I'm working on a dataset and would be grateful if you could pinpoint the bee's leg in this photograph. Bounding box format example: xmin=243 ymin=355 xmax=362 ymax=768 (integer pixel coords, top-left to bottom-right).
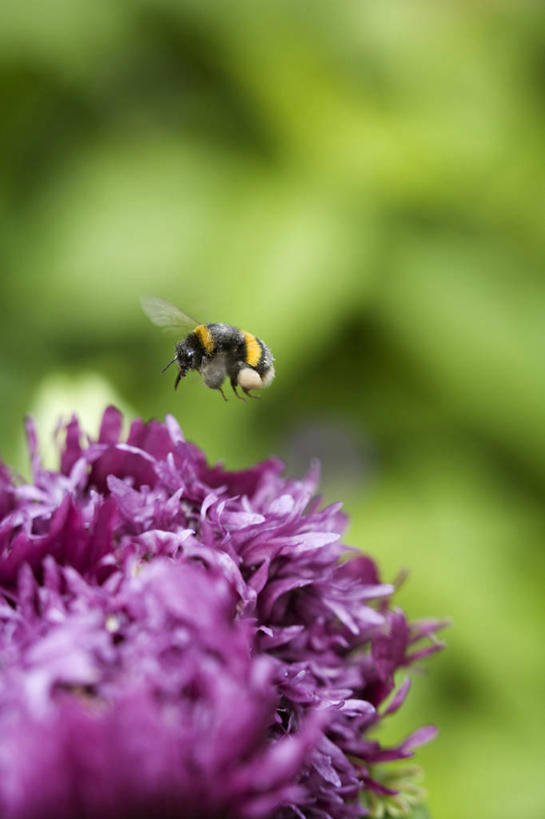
xmin=218 ymin=386 xmax=228 ymax=402
xmin=174 ymin=370 xmax=183 ymax=390
xmin=230 ymin=376 xmax=246 ymax=401
xmin=242 ymin=388 xmax=260 ymax=399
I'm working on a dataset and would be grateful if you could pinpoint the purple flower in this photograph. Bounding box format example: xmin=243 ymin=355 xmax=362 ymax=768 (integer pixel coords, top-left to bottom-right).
xmin=0 ymin=408 xmax=446 ymax=819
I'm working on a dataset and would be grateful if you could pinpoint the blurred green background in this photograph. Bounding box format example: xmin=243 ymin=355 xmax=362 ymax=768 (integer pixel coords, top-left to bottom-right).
xmin=1 ymin=1 xmax=544 ymax=816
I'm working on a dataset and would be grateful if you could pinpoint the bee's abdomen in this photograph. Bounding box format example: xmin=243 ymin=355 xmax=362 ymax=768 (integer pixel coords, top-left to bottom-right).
xmin=204 ymin=323 xmax=273 ymax=377
xmin=245 ymin=334 xmax=273 ymax=377
xmin=242 ymin=332 xmax=262 ymax=367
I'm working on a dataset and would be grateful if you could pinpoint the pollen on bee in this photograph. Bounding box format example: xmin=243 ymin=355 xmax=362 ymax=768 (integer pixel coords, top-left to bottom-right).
xmin=237 ymin=368 xmax=263 ymax=391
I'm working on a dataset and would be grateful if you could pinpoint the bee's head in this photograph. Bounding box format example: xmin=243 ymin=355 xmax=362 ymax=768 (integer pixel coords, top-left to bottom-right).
xmin=173 ymin=342 xmax=191 ymax=376
xmin=161 ymin=338 xmax=202 ymax=390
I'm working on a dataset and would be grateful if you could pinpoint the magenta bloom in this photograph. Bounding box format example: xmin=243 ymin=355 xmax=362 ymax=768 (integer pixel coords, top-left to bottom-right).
xmin=0 ymin=408 xmax=445 ymax=818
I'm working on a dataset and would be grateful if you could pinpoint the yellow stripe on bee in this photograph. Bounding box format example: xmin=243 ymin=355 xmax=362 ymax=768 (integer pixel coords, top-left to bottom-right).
xmin=194 ymin=324 xmax=214 ymax=354
xmin=243 ymin=332 xmax=261 ymax=367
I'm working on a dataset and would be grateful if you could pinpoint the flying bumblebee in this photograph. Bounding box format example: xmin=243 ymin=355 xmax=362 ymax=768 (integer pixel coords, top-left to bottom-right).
xmin=141 ymin=296 xmax=275 ymax=401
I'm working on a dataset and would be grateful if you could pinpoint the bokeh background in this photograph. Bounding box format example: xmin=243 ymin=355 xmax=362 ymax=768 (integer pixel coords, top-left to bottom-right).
xmin=1 ymin=2 xmax=544 ymax=817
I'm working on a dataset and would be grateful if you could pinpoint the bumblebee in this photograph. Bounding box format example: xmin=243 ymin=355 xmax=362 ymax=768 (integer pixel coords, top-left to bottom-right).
xmin=141 ymin=296 xmax=275 ymax=401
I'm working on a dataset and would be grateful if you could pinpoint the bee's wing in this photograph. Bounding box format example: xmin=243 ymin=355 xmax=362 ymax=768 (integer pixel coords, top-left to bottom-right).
xmin=140 ymin=296 xmax=200 ymax=333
